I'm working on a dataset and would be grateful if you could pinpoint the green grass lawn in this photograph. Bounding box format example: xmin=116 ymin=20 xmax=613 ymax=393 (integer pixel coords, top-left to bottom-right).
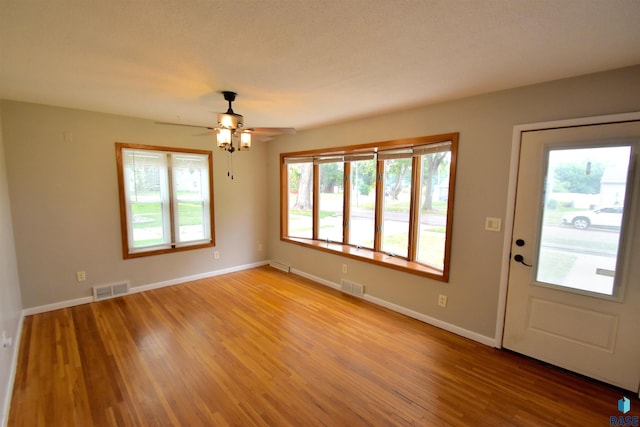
xmin=132 ymin=202 xmax=204 ymax=228
xmin=131 ymin=202 xmax=204 ymax=247
xmin=381 ymin=231 xmax=445 ymax=268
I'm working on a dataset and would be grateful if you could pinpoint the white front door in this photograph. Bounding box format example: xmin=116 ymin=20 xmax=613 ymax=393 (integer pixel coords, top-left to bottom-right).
xmin=503 ymin=118 xmax=640 ymax=391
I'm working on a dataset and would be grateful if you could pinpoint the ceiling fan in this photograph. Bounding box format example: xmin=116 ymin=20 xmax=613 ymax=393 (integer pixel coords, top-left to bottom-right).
xmin=157 ymin=91 xmax=296 ymax=153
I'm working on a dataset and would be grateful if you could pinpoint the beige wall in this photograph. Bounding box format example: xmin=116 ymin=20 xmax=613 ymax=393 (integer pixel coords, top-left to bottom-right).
xmin=267 ymin=65 xmax=640 ymax=341
xmin=0 ymin=101 xmax=269 ymax=308
xmin=0 ymin=112 xmax=23 ymax=425
xmin=1 ymin=65 xmax=639 ymax=345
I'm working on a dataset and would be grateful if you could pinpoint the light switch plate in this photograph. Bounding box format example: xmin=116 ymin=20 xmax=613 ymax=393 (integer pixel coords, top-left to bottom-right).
xmin=485 ymin=217 xmax=502 ymax=232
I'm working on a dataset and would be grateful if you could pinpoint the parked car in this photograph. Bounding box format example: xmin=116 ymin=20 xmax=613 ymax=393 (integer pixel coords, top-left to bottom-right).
xmin=561 ymin=206 xmax=623 ymax=230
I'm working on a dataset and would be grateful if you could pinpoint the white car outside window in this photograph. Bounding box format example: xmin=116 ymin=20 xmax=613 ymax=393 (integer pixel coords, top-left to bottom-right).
xmin=561 ymin=206 xmax=623 ymax=230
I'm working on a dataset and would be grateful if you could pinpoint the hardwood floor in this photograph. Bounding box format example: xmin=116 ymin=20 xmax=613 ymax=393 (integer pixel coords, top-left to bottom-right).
xmin=9 ymin=266 xmax=639 ymax=426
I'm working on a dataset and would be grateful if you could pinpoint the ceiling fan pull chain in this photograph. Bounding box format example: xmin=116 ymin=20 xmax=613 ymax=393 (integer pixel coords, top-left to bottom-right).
xmin=227 ymin=151 xmax=234 ymax=180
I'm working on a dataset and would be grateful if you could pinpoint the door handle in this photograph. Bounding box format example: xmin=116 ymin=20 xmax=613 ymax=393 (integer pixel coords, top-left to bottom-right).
xmin=514 ymin=254 xmax=532 ymax=267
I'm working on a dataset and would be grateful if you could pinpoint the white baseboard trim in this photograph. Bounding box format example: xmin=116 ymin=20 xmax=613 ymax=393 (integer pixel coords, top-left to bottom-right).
xmin=291 ymin=268 xmax=341 ymax=291
xmin=131 ymin=261 xmax=269 ymax=294
xmin=22 ymin=260 xmax=270 ymax=316
xmin=290 ymin=268 xmax=496 ymax=348
xmin=22 ymin=296 xmax=93 ymax=316
xmin=2 ymin=313 xmax=24 ymax=427
xmin=363 ymin=294 xmax=496 ymax=347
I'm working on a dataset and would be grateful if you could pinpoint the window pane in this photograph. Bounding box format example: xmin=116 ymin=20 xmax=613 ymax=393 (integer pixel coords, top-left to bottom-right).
xmin=381 ymin=158 xmax=412 ymax=258
xmin=416 ymin=150 xmax=451 ymax=269
xmin=349 ymin=158 xmax=376 ymax=248
xmin=288 ymin=162 xmax=313 ymax=238
xmin=123 ymin=150 xmax=170 ymax=248
xmin=317 ymin=162 xmax=344 ymax=242
xmin=172 ymin=154 xmax=210 ymax=243
xmin=537 ymin=145 xmax=631 ymax=295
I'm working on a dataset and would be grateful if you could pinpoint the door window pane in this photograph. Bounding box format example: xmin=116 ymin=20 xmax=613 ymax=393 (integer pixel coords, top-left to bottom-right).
xmin=537 ymin=145 xmax=632 ymax=295
xmin=318 ymin=162 xmax=344 ymax=242
xmin=349 ymin=158 xmax=376 ymax=248
xmin=381 ymin=158 xmax=412 ymax=257
xmin=287 ymin=162 xmax=314 ymax=238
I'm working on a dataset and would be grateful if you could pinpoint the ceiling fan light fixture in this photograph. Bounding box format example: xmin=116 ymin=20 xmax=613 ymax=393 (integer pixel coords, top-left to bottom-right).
xmin=240 ymin=131 xmax=251 ymax=149
xmin=217 ymin=128 xmax=232 ymax=148
xmin=158 ymin=91 xmax=293 ymax=168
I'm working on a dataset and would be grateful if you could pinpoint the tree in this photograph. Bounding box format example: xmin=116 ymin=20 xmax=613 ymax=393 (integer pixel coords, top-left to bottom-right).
xmin=421 ymin=152 xmax=448 ymax=210
xmin=288 ymin=166 xmax=301 ymax=193
xmin=553 ymin=162 xmax=604 ymax=194
xmin=352 ymin=160 xmax=376 ymax=196
xmin=294 ymin=163 xmax=313 ymax=210
xmin=319 ymin=163 xmax=343 ymax=193
xmin=386 ymin=159 xmax=411 ymax=200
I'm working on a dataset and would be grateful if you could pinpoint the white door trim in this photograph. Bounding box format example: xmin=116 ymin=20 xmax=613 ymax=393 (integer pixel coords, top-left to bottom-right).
xmin=495 ymin=111 xmax=640 ymax=350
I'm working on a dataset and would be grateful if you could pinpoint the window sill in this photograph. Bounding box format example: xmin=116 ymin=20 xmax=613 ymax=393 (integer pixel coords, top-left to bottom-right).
xmin=123 ymin=241 xmax=215 ymax=259
xmin=282 ymin=237 xmax=447 ymax=281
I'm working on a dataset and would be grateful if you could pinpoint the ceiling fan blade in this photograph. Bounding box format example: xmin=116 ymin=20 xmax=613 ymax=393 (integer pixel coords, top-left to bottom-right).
xmin=252 ymin=134 xmax=274 ymax=143
xmin=156 ymin=121 xmax=216 ymax=131
xmin=246 ymin=127 xmax=296 ymax=135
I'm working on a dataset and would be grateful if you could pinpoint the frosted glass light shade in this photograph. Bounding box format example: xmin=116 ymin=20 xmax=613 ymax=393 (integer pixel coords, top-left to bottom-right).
xmin=240 ymin=132 xmax=251 ymax=149
xmin=217 ymin=128 xmax=231 ymax=148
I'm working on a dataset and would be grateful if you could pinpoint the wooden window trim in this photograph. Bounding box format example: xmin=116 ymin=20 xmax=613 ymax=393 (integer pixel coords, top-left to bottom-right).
xmin=343 ymin=162 xmax=351 ymax=243
xmin=116 ymin=142 xmax=215 ymax=259
xmin=280 ymin=133 xmax=458 ymax=281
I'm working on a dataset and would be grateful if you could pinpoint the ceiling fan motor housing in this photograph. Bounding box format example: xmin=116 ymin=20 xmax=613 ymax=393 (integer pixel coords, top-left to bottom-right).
xmin=217 ymin=112 xmax=243 ymax=129
xmin=218 ymin=91 xmax=243 ymax=129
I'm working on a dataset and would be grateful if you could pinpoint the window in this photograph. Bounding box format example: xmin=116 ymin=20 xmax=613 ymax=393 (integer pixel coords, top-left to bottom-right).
xmin=537 ymin=144 xmax=632 ymax=295
xmin=348 ymin=155 xmax=376 ymax=249
xmin=380 ymin=154 xmax=413 ymax=258
xmin=281 ymin=134 xmax=458 ymax=281
xmin=116 ymin=143 xmax=214 ymax=258
xmin=286 ymin=159 xmax=314 ymax=239
xmin=317 ymin=158 xmax=344 ymax=242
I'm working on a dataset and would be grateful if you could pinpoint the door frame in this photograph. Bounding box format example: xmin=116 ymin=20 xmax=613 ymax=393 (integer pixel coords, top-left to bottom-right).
xmin=495 ymin=111 xmax=640 ymax=352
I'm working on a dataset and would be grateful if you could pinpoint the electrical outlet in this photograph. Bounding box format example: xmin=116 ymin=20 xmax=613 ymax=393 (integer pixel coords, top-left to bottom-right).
xmin=438 ymin=294 xmax=448 ymax=307
xmin=76 ymin=271 xmax=86 ymax=282
xmin=342 ymin=264 xmax=348 ymax=274
xmin=214 ymin=251 xmax=220 ymax=259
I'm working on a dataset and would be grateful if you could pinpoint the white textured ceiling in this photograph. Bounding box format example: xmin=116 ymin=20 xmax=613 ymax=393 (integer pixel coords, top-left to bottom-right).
xmin=1 ymin=0 xmax=639 ymax=131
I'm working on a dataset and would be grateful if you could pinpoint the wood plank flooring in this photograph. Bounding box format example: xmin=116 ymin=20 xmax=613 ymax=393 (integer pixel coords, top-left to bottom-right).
xmin=9 ymin=266 xmax=639 ymax=426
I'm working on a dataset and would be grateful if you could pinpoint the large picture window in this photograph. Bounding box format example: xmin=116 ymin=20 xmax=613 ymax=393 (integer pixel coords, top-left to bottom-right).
xmin=281 ymin=134 xmax=458 ymax=281
xmin=116 ymin=143 xmax=215 ymax=258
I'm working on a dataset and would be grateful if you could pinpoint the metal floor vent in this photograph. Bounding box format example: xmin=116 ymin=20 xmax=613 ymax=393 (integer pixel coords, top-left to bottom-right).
xmin=340 ymin=279 xmax=364 ymax=297
xmin=269 ymin=261 xmax=291 ymax=273
xmin=93 ymin=282 xmax=129 ymax=301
